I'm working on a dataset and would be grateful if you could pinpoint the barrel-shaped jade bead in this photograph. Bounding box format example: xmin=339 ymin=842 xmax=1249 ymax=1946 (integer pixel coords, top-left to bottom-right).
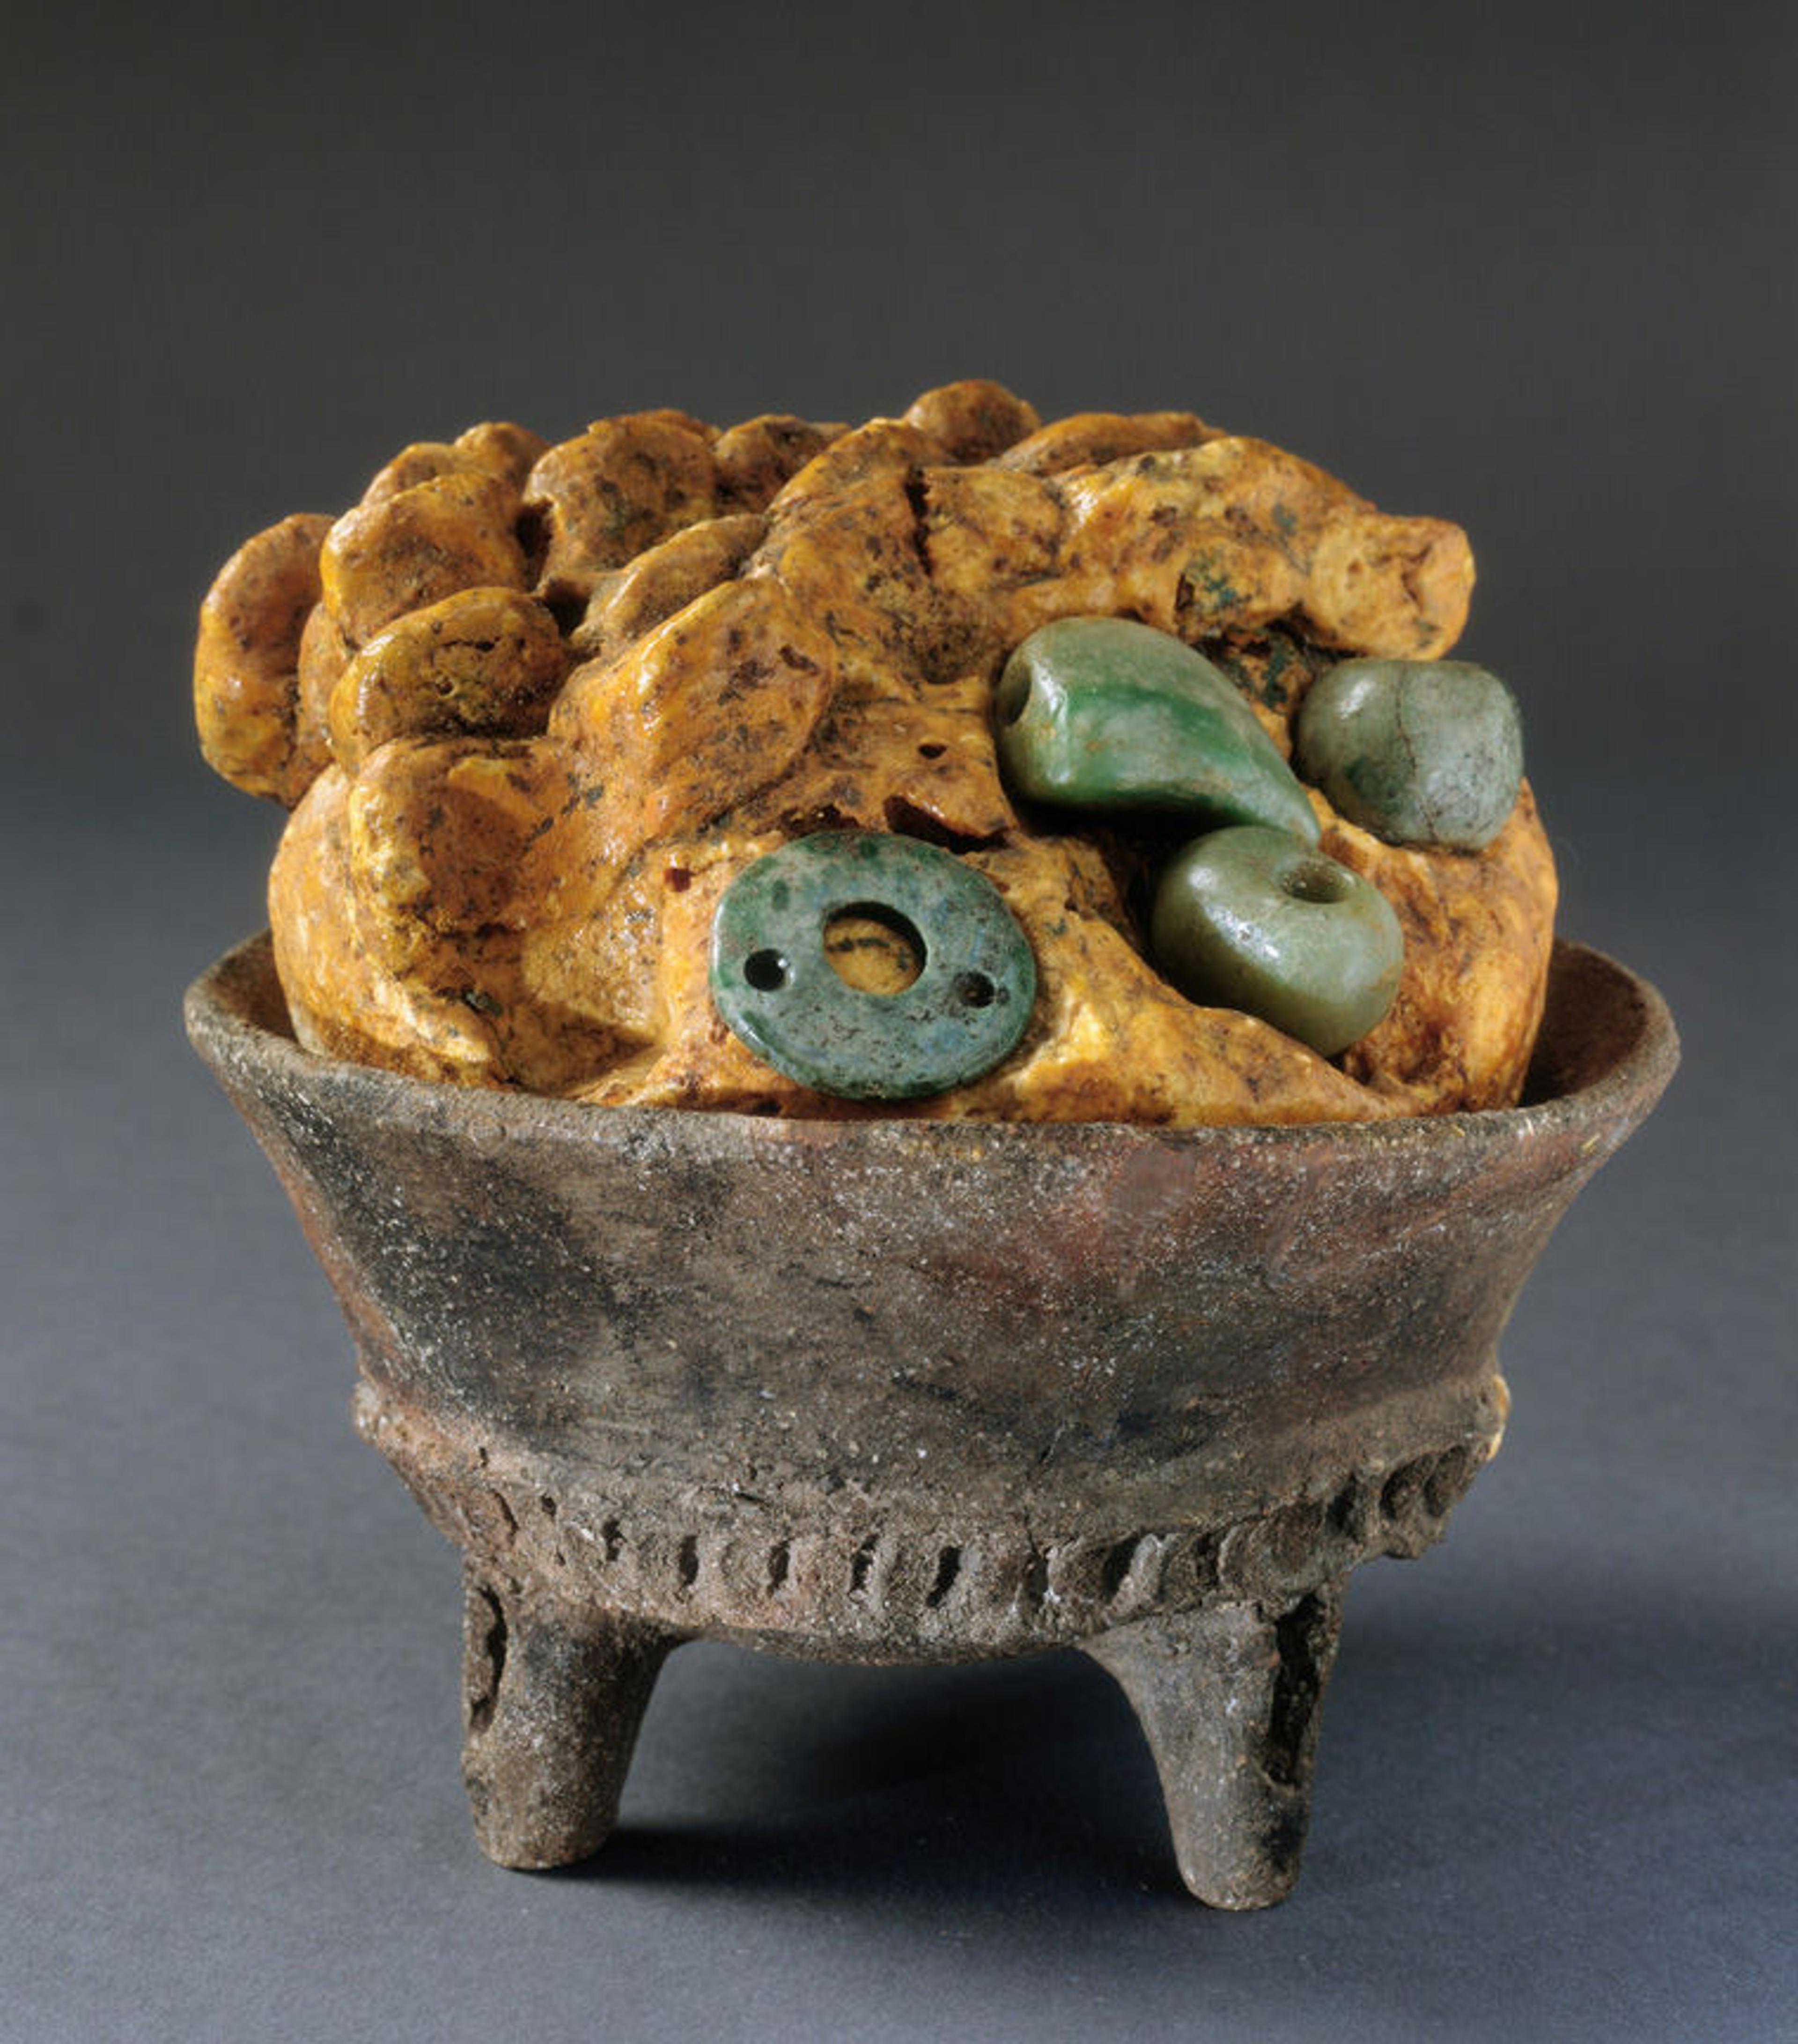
xmin=995 ymin=617 xmax=1320 ymax=845
xmin=1150 ymin=826 xmax=1404 ymax=1057
xmin=1293 ymin=658 xmax=1523 ymax=851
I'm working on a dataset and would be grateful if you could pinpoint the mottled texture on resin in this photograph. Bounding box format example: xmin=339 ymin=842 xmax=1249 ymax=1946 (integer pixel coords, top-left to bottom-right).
xmin=195 ymin=380 xmax=1555 ymax=1123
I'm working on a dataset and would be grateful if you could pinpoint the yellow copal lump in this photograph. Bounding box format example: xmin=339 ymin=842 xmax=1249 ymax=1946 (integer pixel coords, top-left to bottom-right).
xmin=196 ymin=380 xmax=1556 ymax=1126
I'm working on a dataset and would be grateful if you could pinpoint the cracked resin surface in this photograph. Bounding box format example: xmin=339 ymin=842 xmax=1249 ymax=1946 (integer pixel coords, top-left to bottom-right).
xmin=195 ymin=380 xmax=1555 ymax=1124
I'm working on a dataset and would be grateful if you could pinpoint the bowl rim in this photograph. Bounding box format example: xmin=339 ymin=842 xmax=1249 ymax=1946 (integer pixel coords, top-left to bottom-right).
xmin=184 ymin=930 xmax=1678 ymax=1166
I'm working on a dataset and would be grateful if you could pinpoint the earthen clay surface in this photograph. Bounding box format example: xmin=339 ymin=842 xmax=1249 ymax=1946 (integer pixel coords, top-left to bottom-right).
xmin=184 ymin=932 xmax=1678 ymax=1902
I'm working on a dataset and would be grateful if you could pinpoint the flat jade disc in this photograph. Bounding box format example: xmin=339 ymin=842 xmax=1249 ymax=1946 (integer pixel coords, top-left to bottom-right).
xmin=710 ymin=832 xmax=1037 ymax=1100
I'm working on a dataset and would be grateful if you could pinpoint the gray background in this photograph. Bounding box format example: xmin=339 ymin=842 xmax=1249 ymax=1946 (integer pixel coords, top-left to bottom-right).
xmin=4 ymin=0 xmax=1793 ymax=2038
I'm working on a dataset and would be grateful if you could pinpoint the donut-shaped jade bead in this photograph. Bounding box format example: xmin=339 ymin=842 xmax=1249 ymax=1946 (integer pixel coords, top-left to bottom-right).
xmin=995 ymin=617 xmax=1320 ymax=845
xmin=1293 ymin=657 xmax=1523 ymax=851
xmin=1150 ymin=826 xmax=1404 ymax=1057
xmin=709 ymin=832 xmax=1037 ymax=1100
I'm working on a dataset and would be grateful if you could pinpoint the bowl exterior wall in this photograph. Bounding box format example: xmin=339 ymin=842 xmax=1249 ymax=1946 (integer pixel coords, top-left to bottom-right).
xmin=187 ymin=936 xmax=1675 ymax=1655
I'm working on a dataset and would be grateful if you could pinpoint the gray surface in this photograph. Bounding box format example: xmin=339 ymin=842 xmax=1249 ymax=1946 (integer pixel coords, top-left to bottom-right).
xmin=4 ymin=1 xmax=1793 ymax=2039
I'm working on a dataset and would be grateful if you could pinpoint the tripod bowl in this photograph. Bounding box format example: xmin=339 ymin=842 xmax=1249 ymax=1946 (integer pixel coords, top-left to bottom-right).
xmin=186 ymin=934 xmax=1675 ymax=1905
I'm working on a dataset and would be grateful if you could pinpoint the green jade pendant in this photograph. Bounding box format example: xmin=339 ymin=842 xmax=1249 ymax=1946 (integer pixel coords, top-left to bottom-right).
xmin=995 ymin=617 xmax=1320 ymax=845
xmin=710 ymin=831 xmax=1037 ymax=1100
xmin=1150 ymin=826 xmax=1404 ymax=1057
xmin=1294 ymin=658 xmax=1523 ymax=852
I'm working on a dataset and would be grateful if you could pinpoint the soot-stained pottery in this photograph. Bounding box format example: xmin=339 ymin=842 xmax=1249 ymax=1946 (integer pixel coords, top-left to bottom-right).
xmin=187 ymin=934 xmax=1674 ymax=1907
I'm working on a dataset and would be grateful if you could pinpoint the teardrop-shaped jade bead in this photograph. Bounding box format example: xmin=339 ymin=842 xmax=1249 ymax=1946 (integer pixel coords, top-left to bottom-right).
xmin=1150 ymin=826 xmax=1403 ymax=1057
xmin=995 ymin=617 xmax=1320 ymax=846
xmin=1293 ymin=658 xmax=1523 ymax=851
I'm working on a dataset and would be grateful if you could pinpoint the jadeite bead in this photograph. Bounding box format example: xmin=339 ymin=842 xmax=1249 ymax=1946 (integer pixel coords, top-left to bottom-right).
xmin=709 ymin=831 xmax=1037 ymax=1100
xmin=1150 ymin=827 xmax=1404 ymax=1057
xmin=995 ymin=617 xmax=1320 ymax=846
xmin=1293 ymin=658 xmax=1523 ymax=851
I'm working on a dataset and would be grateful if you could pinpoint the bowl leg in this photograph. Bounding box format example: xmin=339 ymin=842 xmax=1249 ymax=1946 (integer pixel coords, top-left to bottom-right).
xmin=1083 ymin=1583 xmax=1345 ymax=1908
xmin=460 ymin=1565 xmax=682 ymax=1869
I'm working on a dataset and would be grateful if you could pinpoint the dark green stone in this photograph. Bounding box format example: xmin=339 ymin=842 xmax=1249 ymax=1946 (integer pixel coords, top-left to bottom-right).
xmin=709 ymin=832 xmax=1037 ymax=1100
xmin=1149 ymin=826 xmax=1404 ymax=1057
xmin=995 ymin=617 xmax=1320 ymax=845
xmin=1293 ymin=658 xmax=1523 ymax=851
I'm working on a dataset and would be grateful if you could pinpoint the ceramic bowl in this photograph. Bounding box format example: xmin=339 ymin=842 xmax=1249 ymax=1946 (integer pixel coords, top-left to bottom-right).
xmin=186 ymin=934 xmax=1675 ymax=1905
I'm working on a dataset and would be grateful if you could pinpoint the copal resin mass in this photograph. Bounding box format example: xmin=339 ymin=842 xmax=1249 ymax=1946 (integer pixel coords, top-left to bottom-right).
xmin=195 ymin=380 xmax=1553 ymax=1123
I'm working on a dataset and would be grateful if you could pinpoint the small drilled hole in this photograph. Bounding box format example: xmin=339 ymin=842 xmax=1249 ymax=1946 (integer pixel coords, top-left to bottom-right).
xmin=678 ymin=1535 xmax=700 ymax=1589
xmin=767 ymin=1542 xmax=791 ymax=1595
xmin=997 ymin=666 xmax=1032 ymax=725
xmin=954 ymin=971 xmax=996 ymax=1008
xmin=824 ymin=903 xmax=924 ymax=993
xmin=1282 ymin=858 xmax=1352 ymax=905
xmin=917 ymin=741 xmax=947 ymax=759
xmin=744 ymin=949 xmax=789 ymax=991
